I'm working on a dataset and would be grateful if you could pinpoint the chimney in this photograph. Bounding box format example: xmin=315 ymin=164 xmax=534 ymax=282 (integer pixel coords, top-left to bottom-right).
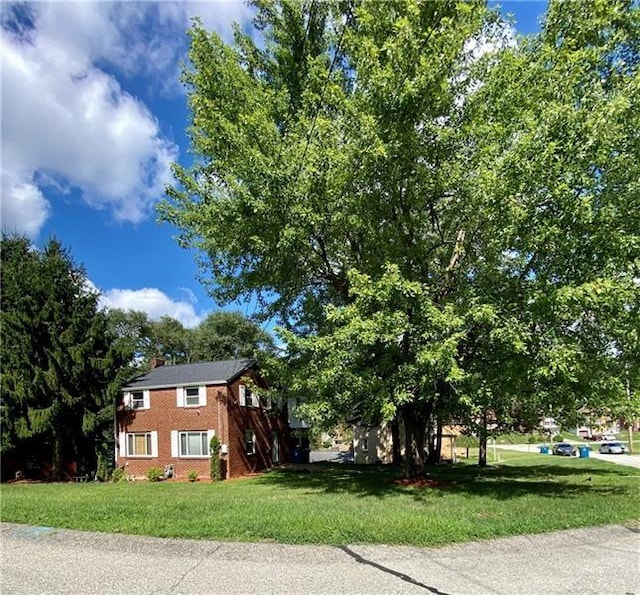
xmin=150 ymin=356 xmax=165 ymax=369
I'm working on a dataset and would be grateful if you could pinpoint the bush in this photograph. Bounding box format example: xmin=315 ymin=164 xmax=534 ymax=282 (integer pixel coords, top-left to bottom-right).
xmin=187 ymin=470 xmax=199 ymax=482
xmin=146 ymin=467 xmax=163 ymax=482
xmin=552 ymin=434 xmax=564 ymax=442
xmin=111 ymin=468 xmax=125 ymax=483
xmin=209 ymin=435 xmax=222 ymax=481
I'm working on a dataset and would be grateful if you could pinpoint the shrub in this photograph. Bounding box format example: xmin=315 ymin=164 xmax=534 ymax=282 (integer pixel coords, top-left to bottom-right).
xmin=146 ymin=467 xmax=163 ymax=482
xmin=111 ymin=468 xmax=125 ymax=483
xmin=187 ymin=470 xmax=199 ymax=482
xmin=552 ymin=434 xmax=564 ymax=442
xmin=96 ymin=451 xmax=112 ymax=482
xmin=209 ymin=435 xmax=222 ymax=481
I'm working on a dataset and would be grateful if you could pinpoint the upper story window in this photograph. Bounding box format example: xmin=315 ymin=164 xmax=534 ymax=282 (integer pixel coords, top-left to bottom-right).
xmin=177 ymin=386 xmax=206 ymax=407
xmin=124 ymin=390 xmax=150 ymax=410
xmin=239 ymin=385 xmax=259 ymax=407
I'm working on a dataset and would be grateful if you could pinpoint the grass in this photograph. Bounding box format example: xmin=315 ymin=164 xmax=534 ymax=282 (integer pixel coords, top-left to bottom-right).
xmin=1 ymin=451 xmax=638 ymax=547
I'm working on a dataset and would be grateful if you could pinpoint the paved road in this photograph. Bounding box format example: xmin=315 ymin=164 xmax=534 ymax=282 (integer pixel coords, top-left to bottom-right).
xmin=495 ymin=443 xmax=640 ymax=469
xmin=2 ymin=522 xmax=638 ymax=594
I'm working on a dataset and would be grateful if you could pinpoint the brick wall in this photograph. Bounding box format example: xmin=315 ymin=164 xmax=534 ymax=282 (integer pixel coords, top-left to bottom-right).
xmin=117 ymin=384 xmax=225 ymax=480
xmin=116 ymin=372 xmax=290 ymax=480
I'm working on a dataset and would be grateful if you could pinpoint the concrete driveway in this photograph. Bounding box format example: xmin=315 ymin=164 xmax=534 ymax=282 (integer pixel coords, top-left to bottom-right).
xmin=1 ymin=522 xmax=638 ymax=594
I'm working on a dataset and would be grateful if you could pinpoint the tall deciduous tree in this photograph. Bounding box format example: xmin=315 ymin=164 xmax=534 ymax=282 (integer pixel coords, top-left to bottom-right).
xmin=1 ymin=236 xmax=129 ymax=480
xmin=161 ymin=0 xmax=639 ymax=475
xmin=191 ymin=311 xmax=276 ymax=361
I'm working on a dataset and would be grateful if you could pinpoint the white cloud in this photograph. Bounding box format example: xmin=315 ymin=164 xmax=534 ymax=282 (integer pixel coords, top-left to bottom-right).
xmin=0 ymin=1 xmax=256 ymax=238
xmin=99 ymin=287 xmax=204 ymax=328
xmin=1 ymin=175 xmax=50 ymax=238
xmin=1 ymin=10 xmax=178 ymax=233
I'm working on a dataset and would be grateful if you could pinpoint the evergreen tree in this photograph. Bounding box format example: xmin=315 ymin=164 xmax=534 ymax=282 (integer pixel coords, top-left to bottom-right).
xmin=1 ymin=236 xmax=129 ymax=480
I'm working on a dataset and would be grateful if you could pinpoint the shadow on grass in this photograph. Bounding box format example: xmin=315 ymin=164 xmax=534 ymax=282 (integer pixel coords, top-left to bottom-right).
xmin=255 ymin=460 xmax=639 ymax=502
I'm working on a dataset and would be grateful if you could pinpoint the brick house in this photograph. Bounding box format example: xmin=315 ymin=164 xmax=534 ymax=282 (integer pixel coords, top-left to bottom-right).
xmin=116 ymin=357 xmax=290 ymax=480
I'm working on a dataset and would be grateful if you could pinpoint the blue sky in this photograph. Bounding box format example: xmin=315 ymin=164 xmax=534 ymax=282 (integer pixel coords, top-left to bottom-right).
xmin=1 ymin=1 xmax=546 ymax=328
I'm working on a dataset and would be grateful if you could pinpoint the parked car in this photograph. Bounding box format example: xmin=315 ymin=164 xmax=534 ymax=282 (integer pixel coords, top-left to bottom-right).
xmin=552 ymin=442 xmax=577 ymax=456
xmin=598 ymin=442 xmax=627 ymax=454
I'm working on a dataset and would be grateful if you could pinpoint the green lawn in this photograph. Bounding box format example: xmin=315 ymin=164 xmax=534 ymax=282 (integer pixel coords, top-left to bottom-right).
xmin=2 ymin=452 xmax=638 ymax=547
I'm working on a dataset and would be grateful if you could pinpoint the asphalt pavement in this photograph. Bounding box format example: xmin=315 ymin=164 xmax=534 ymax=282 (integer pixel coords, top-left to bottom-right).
xmin=1 ymin=522 xmax=638 ymax=594
xmin=495 ymin=443 xmax=640 ymax=469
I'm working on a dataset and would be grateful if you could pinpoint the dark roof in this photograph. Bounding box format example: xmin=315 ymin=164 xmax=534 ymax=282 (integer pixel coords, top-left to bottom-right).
xmin=122 ymin=358 xmax=257 ymax=391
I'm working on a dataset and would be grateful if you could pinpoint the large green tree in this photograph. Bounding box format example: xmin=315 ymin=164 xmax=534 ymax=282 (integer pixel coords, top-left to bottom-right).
xmin=191 ymin=311 xmax=276 ymax=361
xmin=1 ymin=236 xmax=129 ymax=480
xmin=161 ymin=0 xmax=639 ymax=475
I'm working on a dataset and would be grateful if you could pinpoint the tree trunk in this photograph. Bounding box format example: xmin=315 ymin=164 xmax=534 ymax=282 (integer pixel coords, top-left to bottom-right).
xmin=478 ymin=410 xmax=488 ymax=467
xmin=52 ymin=427 xmax=64 ymax=481
xmin=401 ymin=405 xmax=428 ymax=478
xmin=434 ymin=417 xmax=443 ymax=463
xmin=391 ymin=417 xmax=402 ymax=466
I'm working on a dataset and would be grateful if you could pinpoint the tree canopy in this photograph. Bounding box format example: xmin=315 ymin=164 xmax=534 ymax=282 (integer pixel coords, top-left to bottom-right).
xmin=161 ymin=0 xmax=640 ymax=475
xmin=1 ymin=236 xmax=130 ymax=480
xmin=106 ymin=308 xmax=275 ymax=367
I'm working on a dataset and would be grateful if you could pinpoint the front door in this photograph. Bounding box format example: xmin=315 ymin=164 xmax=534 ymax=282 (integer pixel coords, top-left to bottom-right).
xmin=271 ymin=431 xmax=280 ymax=464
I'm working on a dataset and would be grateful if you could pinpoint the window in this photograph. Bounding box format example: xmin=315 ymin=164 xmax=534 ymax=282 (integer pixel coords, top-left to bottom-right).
xmin=240 ymin=385 xmax=259 ymax=407
xmin=131 ymin=392 xmax=145 ymax=409
xmin=179 ymin=431 xmax=209 ymax=457
xmin=177 ymin=386 xmax=206 ymax=407
xmin=362 ymin=438 xmax=369 ymax=452
xmin=125 ymin=432 xmax=157 ymax=457
xmin=185 ymin=387 xmax=201 ymax=406
xmin=245 ymin=429 xmax=255 ymax=455
xmin=171 ymin=430 xmax=215 ymax=458
xmin=124 ymin=390 xmax=149 ymax=410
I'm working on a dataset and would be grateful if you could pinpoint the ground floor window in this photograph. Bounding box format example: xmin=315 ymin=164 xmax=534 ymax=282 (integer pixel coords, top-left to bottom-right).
xmin=245 ymin=429 xmax=255 ymax=455
xmin=179 ymin=431 xmax=209 ymax=457
xmin=127 ymin=432 xmax=152 ymax=457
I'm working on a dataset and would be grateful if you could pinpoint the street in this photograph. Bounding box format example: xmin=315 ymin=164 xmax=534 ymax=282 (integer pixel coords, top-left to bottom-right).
xmin=494 ymin=443 xmax=640 ymax=469
xmin=1 ymin=522 xmax=638 ymax=594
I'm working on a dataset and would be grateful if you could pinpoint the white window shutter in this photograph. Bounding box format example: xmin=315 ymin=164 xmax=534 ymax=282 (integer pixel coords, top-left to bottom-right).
xmin=143 ymin=391 xmax=151 ymax=410
xmin=151 ymin=431 xmax=158 ymax=457
xmin=171 ymin=431 xmax=179 ymax=457
xmin=123 ymin=393 xmax=131 ymax=409
xmin=251 ymin=391 xmax=260 ymax=408
xmin=118 ymin=432 xmax=126 ymax=457
xmin=239 ymin=385 xmax=246 ymax=407
xmin=207 ymin=429 xmax=216 ymax=452
xmin=176 ymin=388 xmax=185 ymax=408
xmin=200 ymin=386 xmax=207 ymax=407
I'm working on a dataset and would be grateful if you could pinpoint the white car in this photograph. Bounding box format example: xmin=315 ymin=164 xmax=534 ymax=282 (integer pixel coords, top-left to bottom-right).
xmin=598 ymin=441 xmax=627 ymax=454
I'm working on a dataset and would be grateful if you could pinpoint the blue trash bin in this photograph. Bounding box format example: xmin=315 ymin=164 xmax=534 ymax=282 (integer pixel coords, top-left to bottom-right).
xmin=539 ymin=446 xmax=549 ymax=454
xmin=579 ymin=446 xmax=590 ymax=458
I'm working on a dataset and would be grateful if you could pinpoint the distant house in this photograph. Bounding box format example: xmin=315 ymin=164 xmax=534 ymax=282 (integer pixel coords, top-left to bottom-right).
xmin=353 ymin=423 xmax=462 ymax=465
xmin=116 ymin=357 xmax=290 ymax=480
